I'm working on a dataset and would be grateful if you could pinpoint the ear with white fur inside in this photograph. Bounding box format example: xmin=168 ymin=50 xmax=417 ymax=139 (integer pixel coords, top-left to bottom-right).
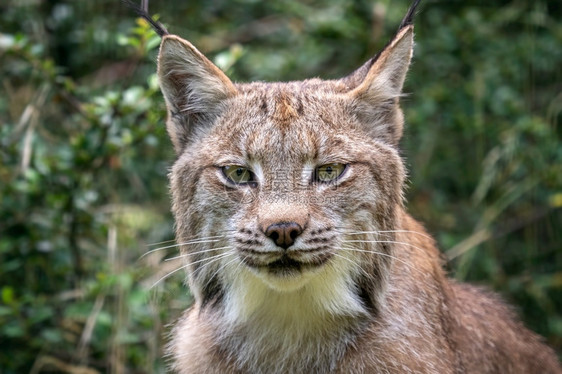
xmin=346 ymin=25 xmax=414 ymax=145
xmin=157 ymin=35 xmax=238 ymax=153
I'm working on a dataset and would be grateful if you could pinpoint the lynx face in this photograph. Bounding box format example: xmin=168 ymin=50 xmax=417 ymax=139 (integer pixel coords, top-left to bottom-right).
xmin=160 ymin=24 xmax=413 ymax=319
xmin=171 ymin=82 xmax=405 ymax=301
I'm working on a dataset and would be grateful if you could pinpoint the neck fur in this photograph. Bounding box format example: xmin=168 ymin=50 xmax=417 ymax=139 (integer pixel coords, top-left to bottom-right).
xmin=209 ymin=256 xmax=373 ymax=373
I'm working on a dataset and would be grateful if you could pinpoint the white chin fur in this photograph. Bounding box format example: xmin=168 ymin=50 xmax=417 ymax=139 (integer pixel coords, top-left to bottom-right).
xmin=220 ymin=252 xmax=367 ymax=326
xmin=253 ymin=266 xmax=318 ymax=292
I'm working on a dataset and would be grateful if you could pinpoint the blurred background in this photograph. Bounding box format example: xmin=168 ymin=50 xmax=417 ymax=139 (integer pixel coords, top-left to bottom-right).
xmin=1 ymin=0 xmax=561 ymax=372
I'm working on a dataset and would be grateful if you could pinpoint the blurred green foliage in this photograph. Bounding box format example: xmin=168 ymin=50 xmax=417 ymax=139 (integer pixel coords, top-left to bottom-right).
xmin=0 ymin=0 xmax=561 ymax=372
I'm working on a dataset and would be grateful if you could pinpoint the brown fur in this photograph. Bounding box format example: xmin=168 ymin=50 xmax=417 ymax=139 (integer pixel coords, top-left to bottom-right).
xmin=153 ymin=4 xmax=561 ymax=374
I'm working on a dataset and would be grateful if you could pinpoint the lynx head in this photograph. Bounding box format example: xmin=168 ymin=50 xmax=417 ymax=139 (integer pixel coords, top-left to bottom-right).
xmin=158 ymin=2 xmax=418 ymax=322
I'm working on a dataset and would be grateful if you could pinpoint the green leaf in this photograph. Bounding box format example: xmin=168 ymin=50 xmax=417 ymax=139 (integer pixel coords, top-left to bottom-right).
xmin=1 ymin=287 xmax=15 ymax=305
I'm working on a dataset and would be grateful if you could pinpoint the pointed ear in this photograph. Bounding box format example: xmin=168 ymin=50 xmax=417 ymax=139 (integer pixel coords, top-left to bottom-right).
xmin=157 ymin=35 xmax=238 ymax=153
xmin=345 ymin=26 xmax=414 ymax=145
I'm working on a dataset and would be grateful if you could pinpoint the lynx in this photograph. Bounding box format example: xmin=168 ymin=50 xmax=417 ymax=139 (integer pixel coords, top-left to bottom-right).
xmin=133 ymin=0 xmax=561 ymax=372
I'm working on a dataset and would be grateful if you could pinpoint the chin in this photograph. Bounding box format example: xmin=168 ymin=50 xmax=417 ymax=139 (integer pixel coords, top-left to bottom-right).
xmin=255 ymin=266 xmax=317 ymax=292
xmin=246 ymin=253 xmax=332 ymax=292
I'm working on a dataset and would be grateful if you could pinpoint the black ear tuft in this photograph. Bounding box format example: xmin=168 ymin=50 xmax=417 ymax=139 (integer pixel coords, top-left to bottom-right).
xmin=398 ymin=0 xmax=422 ymax=30
xmin=122 ymin=0 xmax=169 ymax=37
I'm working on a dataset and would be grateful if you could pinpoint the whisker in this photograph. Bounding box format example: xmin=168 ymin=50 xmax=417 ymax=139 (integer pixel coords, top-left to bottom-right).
xmin=150 ymin=251 xmax=233 ymax=290
xmin=164 ymin=246 xmax=232 ymax=261
xmin=191 ymin=250 xmax=236 ymax=279
xmin=377 ymin=230 xmax=433 ymax=240
xmin=342 ymin=239 xmax=427 ymax=253
xmin=335 ymin=229 xmax=433 ymax=240
xmin=200 ymin=254 xmax=239 ymax=292
xmin=337 ymin=245 xmax=424 ymax=275
xmin=327 ymin=251 xmax=371 ymax=278
xmin=146 ymin=238 xmax=176 ymax=247
xmin=150 ymin=263 xmax=191 ymax=290
xmin=140 ymin=238 xmax=224 ymax=259
xmin=146 ymin=232 xmax=234 ymax=247
xmin=182 ymin=252 xmax=234 ymax=267
xmin=229 ymin=256 xmax=246 ymax=279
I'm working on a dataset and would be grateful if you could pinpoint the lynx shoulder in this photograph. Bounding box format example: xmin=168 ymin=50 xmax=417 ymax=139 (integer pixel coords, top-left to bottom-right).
xmin=134 ymin=1 xmax=561 ymax=372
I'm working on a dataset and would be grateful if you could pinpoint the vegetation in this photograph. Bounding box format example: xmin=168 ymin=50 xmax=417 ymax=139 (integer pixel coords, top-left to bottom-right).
xmin=1 ymin=0 xmax=560 ymax=372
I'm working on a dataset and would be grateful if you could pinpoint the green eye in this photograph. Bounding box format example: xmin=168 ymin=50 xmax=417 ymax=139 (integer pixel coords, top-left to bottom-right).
xmin=222 ymin=165 xmax=255 ymax=185
xmin=314 ymin=163 xmax=346 ymax=183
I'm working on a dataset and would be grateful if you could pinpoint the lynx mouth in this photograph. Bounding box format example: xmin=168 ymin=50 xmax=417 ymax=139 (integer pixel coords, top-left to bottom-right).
xmin=242 ymin=252 xmax=333 ymax=277
xmin=266 ymin=256 xmax=303 ymax=276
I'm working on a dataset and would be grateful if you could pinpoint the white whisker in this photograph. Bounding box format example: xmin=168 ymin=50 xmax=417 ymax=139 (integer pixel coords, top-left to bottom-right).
xmin=336 ymin=229 xmax=433 ymax=240
xmin=150 ymin=251 xmax=233 ymax=290
xmin=200 ymin=254 xmax=239 ymax=291
xmin=146 ymin=238 xmax=177 ymax=247
xmin=342 ymin=239 xmax=427 ymax=253
xmin=140 ymin=238 xmax=224 ymax=259
xmin=164 ymin=246 xmax=232 ymax=261
xmin=328 ymin=251 xmax=371 ymax=278
xmin=337 ymin=245 xmax=424 ymax=275
xmin=185 ymin=251 xmax=233 ymax=267
xmin=192 ymin=251 xmax=236 ymax=278
xmin=146 ymin=232 xmax=233 ymax=247
xmin=150 ymin=263 xmax=190 ymax=290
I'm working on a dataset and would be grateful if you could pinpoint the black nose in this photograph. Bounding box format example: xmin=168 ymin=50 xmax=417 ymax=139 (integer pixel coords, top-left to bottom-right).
xmin=265 ymin=222 xmax=303 ymax=250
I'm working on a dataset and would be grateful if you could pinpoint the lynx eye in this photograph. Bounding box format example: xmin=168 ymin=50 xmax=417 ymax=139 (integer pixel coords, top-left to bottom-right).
xmin=222 ymin=165 xmax=255 ymax=185
xmin=314 ymin=163 xmax=346 ymax=183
